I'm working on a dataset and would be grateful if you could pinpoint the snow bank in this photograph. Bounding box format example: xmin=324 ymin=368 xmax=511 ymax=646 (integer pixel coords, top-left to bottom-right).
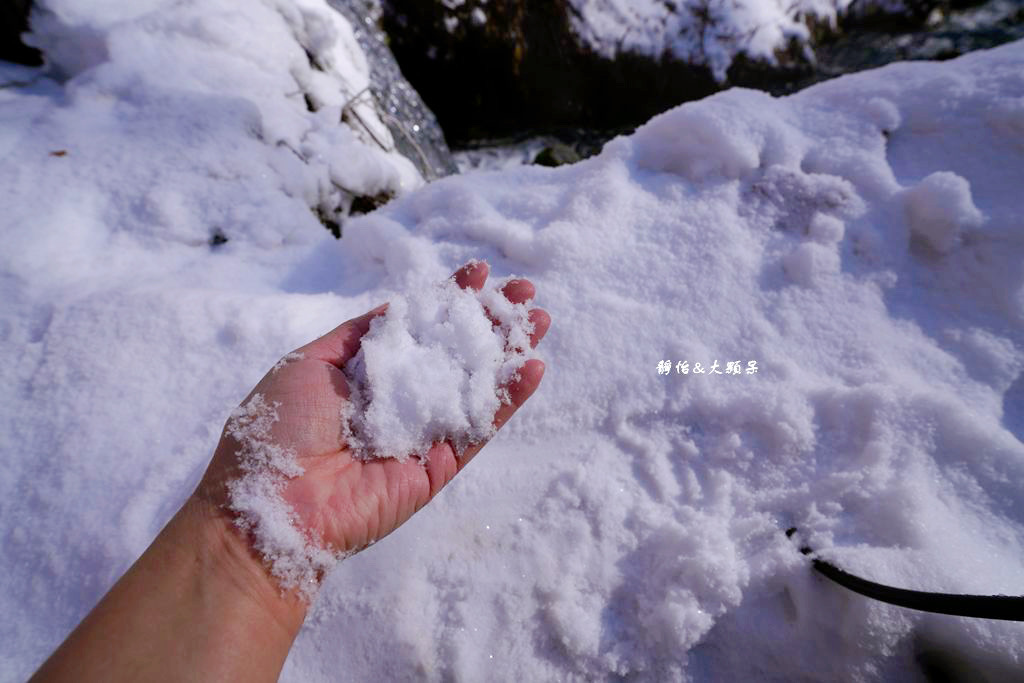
xmin=1 ymin=4 xmax=1023 ymax=680
xmin=12 ymin=0 xmax=420 ymax=254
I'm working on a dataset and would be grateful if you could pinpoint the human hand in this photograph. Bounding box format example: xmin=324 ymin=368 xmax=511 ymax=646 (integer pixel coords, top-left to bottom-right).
xmin=196 ymin=261 xmax=550 ymax=568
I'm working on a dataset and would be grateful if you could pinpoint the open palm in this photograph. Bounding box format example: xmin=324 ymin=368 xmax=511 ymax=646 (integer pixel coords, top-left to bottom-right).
xmin=198 ymin=261 xmax=549 ymax=559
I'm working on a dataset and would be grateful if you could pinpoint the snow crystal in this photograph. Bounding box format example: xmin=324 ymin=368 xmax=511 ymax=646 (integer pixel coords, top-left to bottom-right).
xmin=343 ymin=276 xmax=535 ymax=460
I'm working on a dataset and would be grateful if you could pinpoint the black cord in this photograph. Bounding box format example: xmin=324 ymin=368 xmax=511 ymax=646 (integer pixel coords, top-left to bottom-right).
xmin=786 ymin=528 xmax=1024 ymax=621
xmin=811 ymin=558 xmax=1024 ymax=622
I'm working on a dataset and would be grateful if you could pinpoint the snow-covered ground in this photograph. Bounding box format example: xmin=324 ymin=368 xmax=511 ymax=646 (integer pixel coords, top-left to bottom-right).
xmin=2 ymin=0 xmax=1024 ymax=680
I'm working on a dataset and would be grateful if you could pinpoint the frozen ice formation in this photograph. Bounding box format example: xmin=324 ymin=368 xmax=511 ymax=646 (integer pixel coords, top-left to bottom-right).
xmin=342 ymin=275 xmax=536 ymax=460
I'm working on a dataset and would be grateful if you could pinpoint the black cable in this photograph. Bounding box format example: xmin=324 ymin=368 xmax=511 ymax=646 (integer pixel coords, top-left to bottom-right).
xmin=786 ymin=528 xmax=1024 ymax=621
xmin=811 ymin=558 xmax=1024 ymax=622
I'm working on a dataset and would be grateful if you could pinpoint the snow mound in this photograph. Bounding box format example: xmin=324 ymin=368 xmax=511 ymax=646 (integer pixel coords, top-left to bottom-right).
xmin=344 ymin=276 xmax=535 ymax=460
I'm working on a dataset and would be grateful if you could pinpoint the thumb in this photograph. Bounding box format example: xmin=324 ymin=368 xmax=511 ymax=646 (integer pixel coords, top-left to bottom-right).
xmin=297 ymin=304 xmax=388 ymax=369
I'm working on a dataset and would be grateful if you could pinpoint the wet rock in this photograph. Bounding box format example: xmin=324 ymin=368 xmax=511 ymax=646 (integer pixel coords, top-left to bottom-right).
xmin=533 ymin=142 xmax=580 ymax=167
xmin=819 ymin=0 xmax=1024 ymax=77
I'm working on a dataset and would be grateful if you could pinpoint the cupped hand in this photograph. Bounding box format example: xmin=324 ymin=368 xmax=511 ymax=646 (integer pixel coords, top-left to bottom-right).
xmin=197 ymin=261 xmax=550 ymax=562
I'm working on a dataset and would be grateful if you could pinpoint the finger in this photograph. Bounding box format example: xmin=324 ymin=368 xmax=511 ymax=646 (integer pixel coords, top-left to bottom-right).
xmin=456 ymin=359 xmax=545 ymax=468
xmin=453 ymin=260 xmax=489 ymax=291
xmin=501 ymin=278 xmax=535 ymax=304
xmin=419 ymin=440 xmax=459 ymax=500
xmin=495 ymin=359 xmax=545 ymax=429
xmin=527 ymin=308 xmax=551 ymax=348
xmin=483 ymin=277 xmax=536 ymax=329
xmin=501 ymin=307 xmax=549 ymax=354
xmin=298 ymin=303 xmax=388 ymax=369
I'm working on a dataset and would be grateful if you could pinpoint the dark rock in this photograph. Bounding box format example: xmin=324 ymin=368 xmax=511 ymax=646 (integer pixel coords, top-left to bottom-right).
xmin=349 ymin=190 xmax=395 ymax=215
xmin=209 ymin=229 xmax=230 ymax=247
xmin=814 ymin=0 xmax=1024 ymax=79
xmin=532 ymin=142 xmax=580 ymax=167
xmin=381 ymin=0 xmax=724 ymax=147
xmin=379 ymin=0 xmax=1018 ymax=149
xmin=841 ymin=0 xmax=943 ymax=30
xmin=1 ymin=0 xmax=41 ymax=66
xmin=315 ymin=205 xmax=343 ymax=239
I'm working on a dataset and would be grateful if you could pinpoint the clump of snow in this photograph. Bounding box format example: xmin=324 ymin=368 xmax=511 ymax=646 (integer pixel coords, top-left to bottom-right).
xmin=863 ymin=96 xmax=903 ymax=134
xmin=343 ymin=276 xmax=535 ymax=460
xmin=902 ymin=170 xmax=985 ymax=253
xmin=808 ymin=212 xmax=845 ymax=243
xmin=225 ymin=393 xmax=336 ymax=594
xmin=631 ymin=94 xmax=764 ymax=180
xmin=2 ymin=3 xmax=1024 ymax=680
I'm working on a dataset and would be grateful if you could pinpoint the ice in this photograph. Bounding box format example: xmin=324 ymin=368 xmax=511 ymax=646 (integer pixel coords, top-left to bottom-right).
xmin=2 ymin=2 xmax=1024 ymax=680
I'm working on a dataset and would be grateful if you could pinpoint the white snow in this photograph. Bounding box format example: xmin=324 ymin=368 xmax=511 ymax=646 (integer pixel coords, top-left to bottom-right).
xmin=226 ymin=393 xmax=337 ymax=594
xmin=2 ymin=2 xmax=1024 ymax=681
xmin=902 ymin=170 xmax=985 ymax=253
xmin=569 ymin=0 xmax=845 ymax=80
xmin=12 ymin=0 xmax=420 ymax=259
xmin=344 ymin=277 xmax=535 ymax=460
xmin=567 ymin=0 xmax=934 ymax=81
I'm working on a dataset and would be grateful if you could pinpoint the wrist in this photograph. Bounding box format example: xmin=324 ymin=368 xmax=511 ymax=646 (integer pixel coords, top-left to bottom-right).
xmin=178 ymin=491 xmax=309 ymax=641
xmin=30 ymin=489 xmax=310 ymax=682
